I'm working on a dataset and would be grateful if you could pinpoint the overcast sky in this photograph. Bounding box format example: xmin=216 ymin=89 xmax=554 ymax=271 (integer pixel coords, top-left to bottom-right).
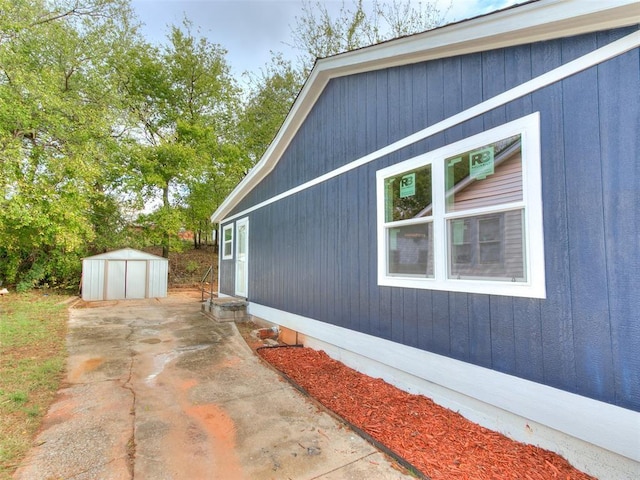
xmin=130 ymin=0 xmax=525 ymax=81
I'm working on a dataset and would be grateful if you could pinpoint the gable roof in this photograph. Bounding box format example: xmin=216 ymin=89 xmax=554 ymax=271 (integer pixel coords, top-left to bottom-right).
xmin=211 ymin=0 xmax=640 ymax=223
xmin=83 ymin=248 xmax=168 ymax=262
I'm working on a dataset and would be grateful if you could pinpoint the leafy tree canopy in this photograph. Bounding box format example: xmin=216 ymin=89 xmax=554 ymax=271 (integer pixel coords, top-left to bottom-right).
xmin=0 ymin=0 xmax=139 ymax=290
xmin=290 ymin=0 xmax=449 ymax=73
xmin=0 ymin=0 xmax=449 ymax=290
xmin=118 ymin=20 xmax=240 ymax=257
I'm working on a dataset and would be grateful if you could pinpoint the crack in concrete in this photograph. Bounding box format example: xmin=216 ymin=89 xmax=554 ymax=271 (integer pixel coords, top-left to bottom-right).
xmin=64 ymin=455 xmax=130 ymax=480
xmin=121 ymin=322 xmax=137 ymax=479
xmin=307 ymin=452 xmax=386 ymax=479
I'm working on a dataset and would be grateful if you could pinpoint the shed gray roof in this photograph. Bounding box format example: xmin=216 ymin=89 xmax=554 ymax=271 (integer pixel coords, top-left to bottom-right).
xmin=83 ymin=248 xmax=167 ymax=262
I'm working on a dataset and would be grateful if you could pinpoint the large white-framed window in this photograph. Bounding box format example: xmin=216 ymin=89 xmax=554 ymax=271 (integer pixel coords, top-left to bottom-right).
xmin=222 ymin=223 xmax=234 ymax=260
xmin=376 ymin=112 xmax=545 ymax=298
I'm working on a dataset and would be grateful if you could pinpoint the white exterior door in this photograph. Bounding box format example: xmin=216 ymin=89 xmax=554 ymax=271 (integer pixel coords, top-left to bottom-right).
xmin=235 ymin=217 xmax=249 ymax=298
xmin=106 ymin=260 xmax=126 ymax=300
xmin=126 ymin=261 xmax=147 ymax=299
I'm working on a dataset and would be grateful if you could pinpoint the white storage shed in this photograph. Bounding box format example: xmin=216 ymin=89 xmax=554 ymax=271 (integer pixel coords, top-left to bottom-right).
xmin=81 ymin=248 xmax=168 ymax=301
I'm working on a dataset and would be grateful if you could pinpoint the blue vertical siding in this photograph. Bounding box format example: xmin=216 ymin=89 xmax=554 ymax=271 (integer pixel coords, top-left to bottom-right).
xmin=530 ymin=40 xmax=578 ymax=392
xmin=223 ymin=27 xmax=640 ymax=411
xmin=449 ymin=293 xmax=470 ymax=361
xmin=431 ymin=292 xmax=450 ymax=356
xmin=562 ymin=33 xmax=616 ymax=402
xmin=514 ymin=299 xmax=544 ymax=383
xmin=489 ymin=297 xmax=516 ymax=374
xmin=468 ymin=295 xmax=492 ymax=368
xmin=219 ymin=240 xmax=235 ymax=295
xmin=596 ymin=32 xmax=640 ymax=407
xmin=416 ymin=289 xmax=434 ymax=351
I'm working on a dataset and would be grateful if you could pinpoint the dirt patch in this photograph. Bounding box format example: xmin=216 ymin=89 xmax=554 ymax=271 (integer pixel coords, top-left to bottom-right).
xmin=73 ymin=287 xmax=206 ymax=309
xmin=235 ymin=320 xmax=274 ymax=352
xmin=144 ymin=245 xmax=217 ymax=287
xmin=168 ymin=287 xmax=208 ymax=300
xmin=257 ymin=346 xmax=595 ymax=480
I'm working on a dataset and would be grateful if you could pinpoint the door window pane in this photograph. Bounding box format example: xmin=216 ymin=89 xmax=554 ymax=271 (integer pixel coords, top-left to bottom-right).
xmin=237 ymin=225 xmax=247 ymax=255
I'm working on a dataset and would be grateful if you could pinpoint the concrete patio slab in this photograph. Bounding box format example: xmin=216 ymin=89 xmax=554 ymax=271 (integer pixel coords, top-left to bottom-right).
xmin=13 ymin=295 xmax=412 ymax=480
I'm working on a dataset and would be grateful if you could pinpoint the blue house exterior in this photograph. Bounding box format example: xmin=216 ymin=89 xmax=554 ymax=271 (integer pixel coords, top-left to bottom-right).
xmin=212 ymin=1 xmax=640 ymax=478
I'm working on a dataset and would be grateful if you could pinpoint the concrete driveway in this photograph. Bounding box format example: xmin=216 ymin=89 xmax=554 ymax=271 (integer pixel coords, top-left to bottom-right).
xmin=13 ymin=294 xmax=411 ymax=480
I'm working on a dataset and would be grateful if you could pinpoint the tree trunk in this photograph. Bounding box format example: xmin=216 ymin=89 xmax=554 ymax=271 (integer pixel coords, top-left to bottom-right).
xmin=162 ymin=186 xmax=170 ymax=258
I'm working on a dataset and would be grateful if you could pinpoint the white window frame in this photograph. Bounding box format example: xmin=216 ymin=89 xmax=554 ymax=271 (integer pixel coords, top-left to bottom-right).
xmin=222 ymin=223 xmax=234 ymax=260
xmin=376 ymin=112 xmax=545 ymax=298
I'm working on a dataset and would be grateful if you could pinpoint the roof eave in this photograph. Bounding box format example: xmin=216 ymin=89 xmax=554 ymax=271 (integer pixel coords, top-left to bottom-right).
xmin=211 ymin=0 xmax=640 ymax=224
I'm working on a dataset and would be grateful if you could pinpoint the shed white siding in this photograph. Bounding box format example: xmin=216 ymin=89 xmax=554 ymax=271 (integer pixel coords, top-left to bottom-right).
xmin=81 ymin=258 xmax=105 ymax=301
xmin=147 ymin=259 xmax=169 ymax=298
xmin=82 ymin=248 xmax=168 ymax=301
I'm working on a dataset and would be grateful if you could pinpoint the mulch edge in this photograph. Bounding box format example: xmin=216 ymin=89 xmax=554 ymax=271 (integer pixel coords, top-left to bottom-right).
xmin=256 ymin=345 xmax=429 ymax=480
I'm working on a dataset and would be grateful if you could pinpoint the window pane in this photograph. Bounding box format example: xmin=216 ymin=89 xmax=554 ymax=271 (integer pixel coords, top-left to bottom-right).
xmin=384 ymin=165 xmax=432 ymax=222
xmin=448 ymin=210 xmax=525 ymax=281
xmin=224 ymin=228 xmax=232 ymax=241
xmin=237 ymin=225 xmax=246 ymax=255
xmin=450 ymin=218 xmax=471 ymax=264
xmin=445 ymin=134 xmax=522 ymax=213
xmin=224 ymin=242 xmax=232 ymax=257
xmin=388 ymin=222 xmax=433 ymax=277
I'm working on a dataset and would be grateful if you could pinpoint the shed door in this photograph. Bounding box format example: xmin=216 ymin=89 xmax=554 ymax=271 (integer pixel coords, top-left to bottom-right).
xmin=106 ymin=260 xmax=126 ymax=300
xmin=235 ymin=217 xmax=249 ymax=298
xmin=126 ymin=261 xmax=147 ymax=299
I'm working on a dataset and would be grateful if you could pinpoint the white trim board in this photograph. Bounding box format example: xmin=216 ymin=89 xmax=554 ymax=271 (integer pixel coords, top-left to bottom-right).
xmin=215 ymin=29 xmax=640 ymax=224
xmin=248 ymin=302 xmax=640 ymax=470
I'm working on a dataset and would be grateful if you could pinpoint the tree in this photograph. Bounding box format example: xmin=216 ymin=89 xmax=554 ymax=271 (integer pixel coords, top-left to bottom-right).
xmin=0 ymin=0 xmax=140 ymax=289
xmin=238 ymin=53 xmax=305 ymax=165
xmin=236 ymin=0 xmax=448 ymax=171
xmin=119 ymin=21 xmax=240 ymax=258
xmin=289 ymin=0 xmax=448 ymax=73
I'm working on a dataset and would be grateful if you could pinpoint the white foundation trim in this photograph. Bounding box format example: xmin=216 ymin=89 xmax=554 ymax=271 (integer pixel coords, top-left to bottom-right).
xmin=248 ymin=302 xmax=640 ymax=477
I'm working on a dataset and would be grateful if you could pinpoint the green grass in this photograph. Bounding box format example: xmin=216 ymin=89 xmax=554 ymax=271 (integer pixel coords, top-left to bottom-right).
xmin=0 ymin=293 xmax=70 ymax=479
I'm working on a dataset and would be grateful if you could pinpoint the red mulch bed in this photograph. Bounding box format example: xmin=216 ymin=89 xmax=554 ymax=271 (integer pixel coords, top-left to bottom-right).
xmin=258 ymin=346 xmax=595 ymax=480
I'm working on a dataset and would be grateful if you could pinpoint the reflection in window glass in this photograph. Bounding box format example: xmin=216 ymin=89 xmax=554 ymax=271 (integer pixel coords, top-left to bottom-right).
xmin=388 ymin=222 xmax=433 ymax=277
xmin=384 ymin=165 xmax=432 ymax=222
xmin=446 ymin=135 xmax=522 ymax=213
xmin=448 ymin=210 xmax=524 ymax=281
xmin=450 ymin=218 xmax=471 ymax=264
xmin=479 ymin=217 xmax=501 ymax=264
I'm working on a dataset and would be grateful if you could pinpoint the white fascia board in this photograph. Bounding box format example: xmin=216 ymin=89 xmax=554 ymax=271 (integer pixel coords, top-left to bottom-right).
xmin=211 ymin=0 xmax=640 ymax=223
xmin=323 ymin=0 xmax=640 ymax=76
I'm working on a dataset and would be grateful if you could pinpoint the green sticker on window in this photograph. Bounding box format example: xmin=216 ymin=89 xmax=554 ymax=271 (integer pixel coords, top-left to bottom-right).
xmin=470 ymin=146 xmax=494 ymax=180
xmin=399 ymin=173 xmax=416 ymax=198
